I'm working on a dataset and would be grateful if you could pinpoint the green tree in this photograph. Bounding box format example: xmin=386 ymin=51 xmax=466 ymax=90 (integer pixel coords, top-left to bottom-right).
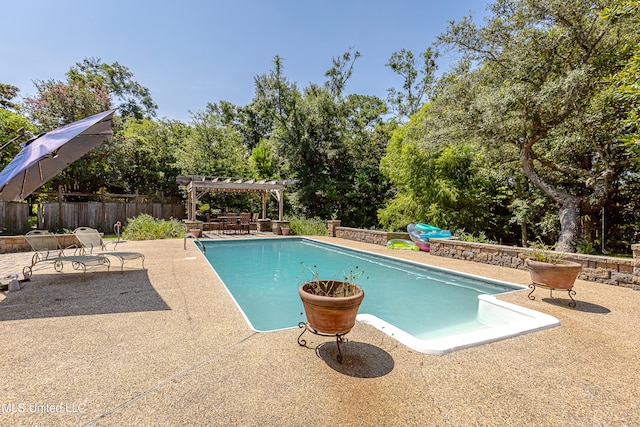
xmin=250 ymin=139 xmax=277 ymax=178
xmin=0 ymin=108 xmax=34 ymax=169
xmin=175 ymin=105 xmax=250 ymax=177
xmin=68 ymin=58 xmax=157 ymax=119
xmin=0 ymin=83 xmax=20 ymax=111
xmin=23 ymin=79 xmax=111 ymax=129
xmin=602 ymin=0 xmax=640 ymax=149
xmin=19 ymin=59 xmax=160 ymax=198
xmin=379 ymin=104 xmax=505 ymax=234
xmin=21 ymin=77 xmax=114 ymax=197
xmin=118 ymin=118 xmax=185 ymax=199
xmin=253 ymin=53 xmax=390 ymax=226
xmin=386 ymin=47 xmax=439 ymax=122
xmin=437 ymin=0 xmax=640 ymax=251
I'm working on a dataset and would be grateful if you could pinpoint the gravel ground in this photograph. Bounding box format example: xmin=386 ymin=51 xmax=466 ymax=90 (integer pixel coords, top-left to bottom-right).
xmin=1 ymin=235 xmax=638 ymax=426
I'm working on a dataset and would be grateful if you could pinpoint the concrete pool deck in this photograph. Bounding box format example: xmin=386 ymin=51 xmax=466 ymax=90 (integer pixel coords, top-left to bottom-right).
xmin=1 ymin=236 xmax=638 ymax=425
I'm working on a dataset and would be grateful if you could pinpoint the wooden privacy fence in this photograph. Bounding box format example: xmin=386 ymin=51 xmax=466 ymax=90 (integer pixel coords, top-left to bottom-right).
xmin=40 ymin=201 xmax=186 ymax=232
xmin=0 ymin=202 xmax=29 ymax=235
xmin=0 ymin=201 xmax=186 ymax=235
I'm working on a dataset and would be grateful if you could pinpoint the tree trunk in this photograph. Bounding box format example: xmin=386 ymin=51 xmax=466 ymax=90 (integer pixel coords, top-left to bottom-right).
xmin=520 ymin=144 xmax=583 ymax=252
xmin=556 ymin=198 xmax=580 ymax=253
xmin=521 ymin=221 xmax=528 ymax=247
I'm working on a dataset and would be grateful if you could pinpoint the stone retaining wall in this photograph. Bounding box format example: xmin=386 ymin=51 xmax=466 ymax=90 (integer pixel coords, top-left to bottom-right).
xmin=1 ymin=234 xmax=90 ymax=254
xmin=332 ymin=223 xmax=409 ymax=246
xmin=430 ymin=239 xmax=640 ymax=288
xmin=328 ymin=221 xmax=640 ymax=289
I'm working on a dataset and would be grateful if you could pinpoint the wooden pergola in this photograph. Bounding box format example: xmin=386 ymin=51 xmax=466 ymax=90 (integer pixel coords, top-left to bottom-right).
xmin=176 ymin=175 xmax=299 ymax=221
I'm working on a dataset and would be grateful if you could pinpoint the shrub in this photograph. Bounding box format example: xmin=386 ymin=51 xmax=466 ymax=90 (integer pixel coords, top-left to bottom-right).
xmin=285 ymin=216 xmax=328 ymax=236
xmin=122 ymin=214 xmax=185 ymax=240
xmin=453 ymin=229 xmax=497 ymax=244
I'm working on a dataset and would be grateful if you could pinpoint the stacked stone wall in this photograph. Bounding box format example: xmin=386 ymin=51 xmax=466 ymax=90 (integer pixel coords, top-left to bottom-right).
xmin=329 ymin=222 xmax=640 ymax=289
xmin=430 ymin=239 xmax=640 ymax=288
xmin=333 ymin=225 xmax=409 ymax=247
xmin=1 ymin=234 xmax=90 ymax=254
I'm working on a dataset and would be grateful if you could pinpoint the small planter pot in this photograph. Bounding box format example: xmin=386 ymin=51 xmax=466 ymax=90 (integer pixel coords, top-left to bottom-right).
xmin=281 ymin=227 xmax=290 ymax=236
xmin=189 ymin=228 xmax=201 ymax=238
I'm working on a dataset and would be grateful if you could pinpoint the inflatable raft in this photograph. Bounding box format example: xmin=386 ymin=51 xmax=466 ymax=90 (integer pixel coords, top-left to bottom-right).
xmin=420 ymin=229 xmax=453 ymax=240
xmin=407 ymin=224 xmax=431 ymax=252
xmin=415 ymin=223 xmax=441 ymax=233
xmin=386 ymin=239 xmax=419 ymax=251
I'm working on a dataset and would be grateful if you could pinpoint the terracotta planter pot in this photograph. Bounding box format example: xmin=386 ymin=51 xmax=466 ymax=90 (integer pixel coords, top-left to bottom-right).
xmin=525 ymin=259 xmax=582 ymax=289
xmin=189 ymin=229 xmax=201 ymax=238
xmin=281 ymin=227 xmax=290 ymax=236
xmin=298 ymin=281 xmax=364 ymax=335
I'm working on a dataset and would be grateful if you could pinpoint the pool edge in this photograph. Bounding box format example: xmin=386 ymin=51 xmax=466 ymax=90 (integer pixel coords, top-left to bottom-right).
xmin=357 ymin=295 xmax=560 ymax=355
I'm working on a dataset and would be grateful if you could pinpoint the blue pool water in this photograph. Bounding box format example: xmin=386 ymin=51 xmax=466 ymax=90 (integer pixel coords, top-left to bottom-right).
xmin=198 ymin=238 xmax=539 ymax=345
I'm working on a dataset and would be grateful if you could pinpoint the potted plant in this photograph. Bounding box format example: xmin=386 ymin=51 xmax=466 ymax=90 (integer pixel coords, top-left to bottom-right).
xmin=281 ymin=227 xmax=291 ymax=236
xmin=525 ymin=242 xmax=582 ymax=306
xmin=297 ymin=263 xmax=366 ymax=362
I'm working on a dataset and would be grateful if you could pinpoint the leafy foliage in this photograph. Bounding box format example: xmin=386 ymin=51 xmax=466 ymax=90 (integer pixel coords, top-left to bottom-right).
xmin=0 ymin=83 xmax=20 ymax=111
xmin=0 ymin=109 xmax=34 ymax=169
xmin=5 ymin=4 xmax=640 ymax=254
xmin=122 ymin=214 xmax=185 ymax=240
xmin=379 ymin=105 xmax=509 ymax=235
xmin=251 ymin=54 xmax=390 ymax=227
xmin=118 ymin=118 xmax=184 ymax=198
xmin=68 ymin=58 xmax=157 ymax=119
xmin=174 ymin=105 xmax=249 ymax=177
xmin=285 ymin=216 xmax=328 ymax=236
xmin=602 ymin=0 xmax=640 ymax=149
xmin=434 ymin=0 xmax=640 ymax=251
xmin=386 ymin=47 xmax=439 ymax=122
xmin=23 ymin=79 xmax=111 ymax=129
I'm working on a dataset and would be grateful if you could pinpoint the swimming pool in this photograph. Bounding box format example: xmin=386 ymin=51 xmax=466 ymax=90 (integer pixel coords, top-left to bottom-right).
xmin=199 ymin=238 xmax=559 ymax=354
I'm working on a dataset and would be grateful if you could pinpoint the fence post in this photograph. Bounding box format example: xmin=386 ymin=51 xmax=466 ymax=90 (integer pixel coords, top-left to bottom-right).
xmin=37 ymin=204 xmax=44 ymax=229
xmin=57 ymin=185 xmax=63 ymax=230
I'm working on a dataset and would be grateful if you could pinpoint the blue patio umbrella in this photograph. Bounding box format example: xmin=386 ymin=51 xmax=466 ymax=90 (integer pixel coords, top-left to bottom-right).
xmin=0 ymin=110 xmax=115 ymax=201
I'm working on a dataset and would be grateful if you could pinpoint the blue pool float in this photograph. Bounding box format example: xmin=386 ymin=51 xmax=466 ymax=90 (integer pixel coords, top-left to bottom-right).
xmin=386 ymin=239 xmax=420 ymax=251
xmin=415 ymin=223 xmax=441 ymax=232
xmin=420 ymin=229 xmax=453 ymax=240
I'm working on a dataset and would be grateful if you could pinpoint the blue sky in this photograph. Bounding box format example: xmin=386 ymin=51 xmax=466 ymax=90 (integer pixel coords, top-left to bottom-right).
xmin=1 ymin=1 xmax=490 ymax=122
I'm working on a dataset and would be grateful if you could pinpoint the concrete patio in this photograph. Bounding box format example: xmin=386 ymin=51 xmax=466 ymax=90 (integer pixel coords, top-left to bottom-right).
xmin=1 ymin=236 xmax=638 ymax=426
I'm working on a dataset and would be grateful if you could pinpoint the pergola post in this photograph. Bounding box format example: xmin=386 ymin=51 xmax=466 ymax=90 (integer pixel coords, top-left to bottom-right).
xmin=271 ymin=189 xmax=284 ymax=221
xmin=261 ymin=191 xmax=268 ymax=219
xmin=187 ymin=181 xmax=197 ymax=220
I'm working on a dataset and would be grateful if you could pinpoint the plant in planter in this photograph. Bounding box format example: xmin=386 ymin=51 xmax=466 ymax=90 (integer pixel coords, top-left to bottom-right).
xmin=297 ymin=262 xmax=366 ymax=362
xmin=525 ymin=242 xmax=582 ymax=307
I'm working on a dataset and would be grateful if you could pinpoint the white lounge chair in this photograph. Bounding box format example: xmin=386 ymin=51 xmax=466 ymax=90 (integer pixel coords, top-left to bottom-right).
xmin=24 ymin=230 xmax=65 ymax=266
xmin=23 ymin=230 xmax=110 ymax=277
xmin=73 ymin=227 xmax=145 ymax=271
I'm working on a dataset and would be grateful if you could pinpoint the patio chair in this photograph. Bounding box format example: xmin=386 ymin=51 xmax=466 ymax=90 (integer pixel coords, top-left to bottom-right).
xmin=239 ymin=213 xmax=252 ymax=234
xmin=23 ymin=230 xmax=110 ymax=277
xmin=250 ymin=213 xmax=259 ymax=230
xmin=24 ymin=230 xmax=65 ymax=266
xmin=72 ymin=227 xmax=145 ymax=271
